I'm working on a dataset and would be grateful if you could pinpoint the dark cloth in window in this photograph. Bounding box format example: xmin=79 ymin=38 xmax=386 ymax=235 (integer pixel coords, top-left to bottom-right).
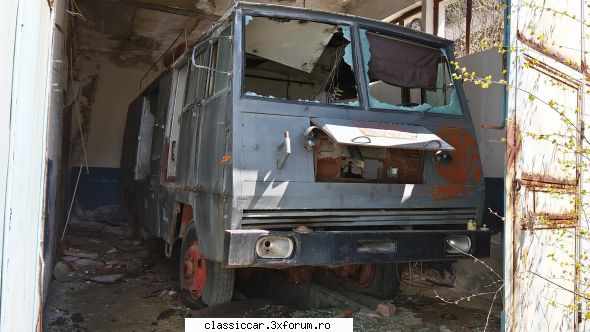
xmin=366 ymin=32 xmax=440 ymax=90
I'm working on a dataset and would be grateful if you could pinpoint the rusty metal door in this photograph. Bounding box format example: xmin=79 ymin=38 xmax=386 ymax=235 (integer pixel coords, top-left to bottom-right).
xmin=505 ymin=1 xmax=585 ymax=330
xmin=506 ymin=59 xmax=580 ymax=331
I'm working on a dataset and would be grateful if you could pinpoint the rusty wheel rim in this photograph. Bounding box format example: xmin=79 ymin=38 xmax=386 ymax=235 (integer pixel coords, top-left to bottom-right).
xmin=355 ymin=264 xmax=376 ymax=288
xmin=183 ymin=240 xmax=207 ymax=299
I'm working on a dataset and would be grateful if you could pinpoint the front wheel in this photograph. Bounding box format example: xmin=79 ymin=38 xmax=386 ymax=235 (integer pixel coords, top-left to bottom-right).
xmin=179 ymin=224 xmax=234 ymax=308
xmin=340 ymin=263 xmax=400 ymax=299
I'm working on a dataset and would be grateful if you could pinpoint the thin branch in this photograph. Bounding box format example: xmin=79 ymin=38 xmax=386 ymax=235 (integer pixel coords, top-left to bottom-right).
xmin=448 ymin=241 xmax=503 ymax=281
xmin=529 ymin=271 xmax=590 ymax=301
xmin=484 ymin=285 xmax=503 ymax=332
xmin=434 ymin=288 xmax=499 ymax=305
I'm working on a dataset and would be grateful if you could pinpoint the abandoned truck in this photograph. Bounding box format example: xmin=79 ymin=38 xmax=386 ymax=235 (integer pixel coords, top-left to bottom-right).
xmin=120 ymin=2 xmax=491 ymax=308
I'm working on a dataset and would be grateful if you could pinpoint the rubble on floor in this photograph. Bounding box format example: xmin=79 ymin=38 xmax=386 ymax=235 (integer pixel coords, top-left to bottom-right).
xmin=43 ymin=220 xmax=501 ymax=332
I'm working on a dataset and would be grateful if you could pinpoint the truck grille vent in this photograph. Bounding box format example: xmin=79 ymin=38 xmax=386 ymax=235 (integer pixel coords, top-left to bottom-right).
xmin=240 ymin=208 xmax=476 ymax=230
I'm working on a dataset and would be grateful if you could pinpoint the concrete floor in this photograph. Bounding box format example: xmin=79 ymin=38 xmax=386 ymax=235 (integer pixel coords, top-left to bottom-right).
xmin=43 ymin=221 xmax=502 ymax=332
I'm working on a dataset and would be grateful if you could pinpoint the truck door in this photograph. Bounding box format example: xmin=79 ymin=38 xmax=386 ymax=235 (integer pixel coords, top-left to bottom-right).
xmin=146 ymin=72 xmax=172 ymax=238
xmin=163 ymin=62 xmax=189 ymax=182
xmin=175 ymin=46 xmax=209 ymax=188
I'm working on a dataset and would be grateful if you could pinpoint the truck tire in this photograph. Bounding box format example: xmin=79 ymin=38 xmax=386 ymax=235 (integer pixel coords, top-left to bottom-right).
xmin=179 ymin=224 xmax=234 ymax=308
xmin=341 ymin=263 xmax=400 ymax=299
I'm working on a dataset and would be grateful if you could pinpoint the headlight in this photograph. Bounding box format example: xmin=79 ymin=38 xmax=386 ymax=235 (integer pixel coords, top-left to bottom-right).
xmin=256 ymin=236 xmax=294 ymax=259
xmin=445 ymin=235 xmax=472 ymax=254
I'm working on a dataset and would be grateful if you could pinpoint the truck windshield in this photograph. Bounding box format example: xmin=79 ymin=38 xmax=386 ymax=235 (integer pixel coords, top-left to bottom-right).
xmin=243 ymin=16 xmax=359 ymax=106
xmin=359 ymin=28 xmax=461 ymax=115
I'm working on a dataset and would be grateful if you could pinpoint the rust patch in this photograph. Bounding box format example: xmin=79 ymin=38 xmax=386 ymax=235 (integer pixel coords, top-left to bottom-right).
xmin=516 ymin=31 xmax=586 ymax=76
xmin=520 ymin=213 xmax=577 ymax=230
xmin=335 ymin=264 xmax=376 ymax=288
xmin=434 ymin=128 xmax=481 ymax=184
xmin=506 ymin=118 xmax=521 ymax=181
xmin=179 ymin=205 xmax=193 ymax=238
xmin=181 ymin=205 xmax=193 ymax=225
xmin=315 ymin=157 xmax=340 ymax=181
xmin=218 ymin=154 xmax=232 ymax=165
xmin=283 ymin=266 xmax=310 ymax=284
xmin=506 ymin=118 xmax=521 ymax=323
xmin=429 ymin=185 xmax=474 ymax=202
xmin=520 ymin=172 xmax=577 ymax=191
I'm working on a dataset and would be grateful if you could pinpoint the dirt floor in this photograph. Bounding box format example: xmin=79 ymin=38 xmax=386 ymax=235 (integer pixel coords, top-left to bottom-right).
xmin=43 ymin=221 xmax=502 ymax=332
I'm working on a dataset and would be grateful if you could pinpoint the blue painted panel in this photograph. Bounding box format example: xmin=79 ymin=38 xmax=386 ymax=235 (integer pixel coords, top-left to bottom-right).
xmin=483 ymin=177 xmax=504 ymax=233
xmin=70 ymin=167 xmax=124 ymax=221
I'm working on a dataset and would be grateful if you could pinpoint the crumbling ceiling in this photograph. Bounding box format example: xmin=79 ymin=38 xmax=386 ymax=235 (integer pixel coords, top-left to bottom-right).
xmin=73 ymin=0 xmax=351 ymax=66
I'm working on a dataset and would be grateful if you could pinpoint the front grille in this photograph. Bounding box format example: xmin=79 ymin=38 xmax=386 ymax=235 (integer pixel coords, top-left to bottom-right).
xmin=240 ymin=208 xmax=476 ymax=230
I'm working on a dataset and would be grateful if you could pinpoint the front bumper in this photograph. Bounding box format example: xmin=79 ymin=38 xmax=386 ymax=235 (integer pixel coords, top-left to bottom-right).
xmin=223 ymin=229 xmax=491 ymax=267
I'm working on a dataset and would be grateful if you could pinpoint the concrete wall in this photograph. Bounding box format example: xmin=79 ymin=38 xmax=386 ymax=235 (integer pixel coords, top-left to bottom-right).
xmin=69 ymin=54 xmax=149 ymax=221
xmin=459 ymin=49 xmax=505 ymax=232
xmin=459 ymin=49 xmax=505 ymax=179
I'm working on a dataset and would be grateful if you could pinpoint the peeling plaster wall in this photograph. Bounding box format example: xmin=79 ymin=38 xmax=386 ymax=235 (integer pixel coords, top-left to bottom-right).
xmin=69 ymin=54 xmax=150 ymax=221
xmin=71 ymin=55 xmax=149 ymax=168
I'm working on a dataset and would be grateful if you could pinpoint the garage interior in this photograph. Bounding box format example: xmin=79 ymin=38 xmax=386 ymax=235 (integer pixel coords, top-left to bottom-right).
xmin=31 ymin=0 xmax=506 ymax=330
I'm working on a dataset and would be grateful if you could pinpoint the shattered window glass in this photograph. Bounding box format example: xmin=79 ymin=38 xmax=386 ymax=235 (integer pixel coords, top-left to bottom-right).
xmin=243 ymin=16 xmax=358 ymax=106
xmin=360 ymin=29 xmax=461 ymax=115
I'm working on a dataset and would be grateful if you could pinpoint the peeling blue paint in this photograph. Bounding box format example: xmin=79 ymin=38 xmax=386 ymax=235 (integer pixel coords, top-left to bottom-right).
xmin=70 ymin=167 xmax=124 ymax=221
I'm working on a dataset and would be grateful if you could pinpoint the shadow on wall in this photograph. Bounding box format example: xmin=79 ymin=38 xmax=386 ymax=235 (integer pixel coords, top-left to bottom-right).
xmin=69 ymin=167 xmax=124 ymax=222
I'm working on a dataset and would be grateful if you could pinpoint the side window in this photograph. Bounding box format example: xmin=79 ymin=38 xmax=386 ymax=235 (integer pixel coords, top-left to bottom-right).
xmin=184 ymin=47 xmax=209 ymax=107
xmin=211 ymin=27 xmax=232 ymax=95
xmin=167 ymin=62 xmax=188 ymax=167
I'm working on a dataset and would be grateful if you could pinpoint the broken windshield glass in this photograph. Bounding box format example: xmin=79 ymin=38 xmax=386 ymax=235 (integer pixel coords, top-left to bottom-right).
xmin=243 ymin=16 xmax=359 ymax=106
xmin=360 ymin=29 xmax=461 ymax=115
